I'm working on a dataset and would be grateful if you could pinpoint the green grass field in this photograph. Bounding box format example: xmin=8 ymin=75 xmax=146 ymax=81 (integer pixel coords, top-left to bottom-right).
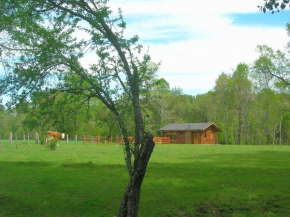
xmin=0 ymin=141 xmax=290 ymax=217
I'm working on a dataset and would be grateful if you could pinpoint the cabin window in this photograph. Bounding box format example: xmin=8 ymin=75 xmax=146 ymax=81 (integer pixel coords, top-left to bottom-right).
xmin=172 ymin=132 xmax=177 ymax=141
xmin=166 ymin=132 xmax=177 ymax=141
xmin=178 ymin=132 xmax=184 ymax=135
xmin=210 ymin=132 xmax=214 ymax=139
xmin=203 ymin=132 xmax=206 ymax=139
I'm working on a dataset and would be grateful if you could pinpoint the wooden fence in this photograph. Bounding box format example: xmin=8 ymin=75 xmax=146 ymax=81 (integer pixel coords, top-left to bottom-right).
xmin=2 ymin=132 xmax=170 ymax=146
xmin=153 ymin=137 xmax=170 ymax=145
xmin=83 ymin=136 xmax=112 ymax=145
xmin=116 ymin=136 xmax=135 ymax=146
xmin=117 ymin=136 xmax=170 ymax=145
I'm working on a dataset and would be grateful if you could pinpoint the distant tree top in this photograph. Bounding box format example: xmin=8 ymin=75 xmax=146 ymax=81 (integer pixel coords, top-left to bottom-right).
xmin=259 ymin=0 xmax=290 ymax=13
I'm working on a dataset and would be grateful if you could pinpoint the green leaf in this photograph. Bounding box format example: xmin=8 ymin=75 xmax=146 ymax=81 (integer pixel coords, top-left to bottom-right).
xmin=281 ymin=3 xmax=286 ymax=9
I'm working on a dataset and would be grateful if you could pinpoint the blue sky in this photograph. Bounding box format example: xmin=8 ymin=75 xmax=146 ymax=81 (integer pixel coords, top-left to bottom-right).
xmin=2 ymin=0 xmax=290 ymax=100
xmin=105 ymin=0 xmax=290 ymax=95
xmin=232 ymin=11 xmax=290 ymax=27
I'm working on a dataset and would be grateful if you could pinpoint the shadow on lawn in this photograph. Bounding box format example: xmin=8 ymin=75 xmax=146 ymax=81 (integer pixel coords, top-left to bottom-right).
xmin=62 ymin=161 xmax=123 ymax=169
xmin=15 ymin=161 xmax=50 ymax=166
xmin=0 ymin=160 xmax=125 ymax=168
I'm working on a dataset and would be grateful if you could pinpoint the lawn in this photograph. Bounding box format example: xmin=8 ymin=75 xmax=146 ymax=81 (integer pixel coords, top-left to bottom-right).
xmin=0 ymin=141 xmax=290 ymax=217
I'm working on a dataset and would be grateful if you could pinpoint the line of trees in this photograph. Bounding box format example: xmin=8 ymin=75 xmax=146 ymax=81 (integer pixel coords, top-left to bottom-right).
xmin=1 ymin=45 xmax=290 ymax=145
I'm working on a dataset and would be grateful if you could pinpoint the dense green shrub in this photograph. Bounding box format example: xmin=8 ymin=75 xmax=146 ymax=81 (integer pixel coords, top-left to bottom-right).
xmin=48 ymin=139 xmax=58 ymax=150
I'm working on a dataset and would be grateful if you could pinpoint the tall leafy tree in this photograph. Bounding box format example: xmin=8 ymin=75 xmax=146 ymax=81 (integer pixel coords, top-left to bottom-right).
xmin=143 ymin=78 xmax=172 ymax=131
xmin=253 ymin=45 xmax=290 ymax=88
xmin=252 ymin=45 xmax=276 ymax=91
xmin=0 ymin=1 xmax=156 ymax=216
xmin=214 ymin=73 xmax=234 ymax=144
xmin=251 ymin=45 xmax=290 ymax=144
xmin=191 ymin=92 xmax=213 ymax=123
xmin=231 ymin=63 xmax=252 ymax=145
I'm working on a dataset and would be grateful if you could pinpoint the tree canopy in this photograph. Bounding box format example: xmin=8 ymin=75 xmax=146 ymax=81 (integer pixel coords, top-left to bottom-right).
xmin=259 ymin=0 xmax=290 ymax=13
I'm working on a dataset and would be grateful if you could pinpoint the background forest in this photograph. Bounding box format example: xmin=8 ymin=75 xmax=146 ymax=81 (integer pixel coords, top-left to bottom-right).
xmin=2 ymin=32 xmax=290 ymax=145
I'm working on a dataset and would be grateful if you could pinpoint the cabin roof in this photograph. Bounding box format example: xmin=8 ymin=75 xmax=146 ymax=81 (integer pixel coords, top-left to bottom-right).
xmin=159 ymin=123 xmax=222 ymax=132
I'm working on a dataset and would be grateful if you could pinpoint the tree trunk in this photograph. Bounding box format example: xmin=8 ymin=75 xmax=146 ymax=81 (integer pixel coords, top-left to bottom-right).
xmin=9 ymin=132 xmax=12 ymax=143
xmin=264 ymin=105 xmax=269 ymax=145
xmin=15 ymin=133 xmax=18 ymax=149
xmin=118 ymin=133 xmax=155 ymax=217
xmin=232 ymin=118 xmax=237 ymax=144
xmin=279 ymin=116 xmax=282 ymax=145
xmin=35 ymin=132 xmax=38 ymax=144
xmin=225 ymin=106 xmax=229 ymax=144
xmin=28 ymin=132 xmax=30 ymax=146
xmin=238 ymin=108 xmax=242 ymax=145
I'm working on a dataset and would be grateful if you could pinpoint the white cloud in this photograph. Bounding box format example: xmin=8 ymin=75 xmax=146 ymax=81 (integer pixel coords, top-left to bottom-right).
xmin=109 ymin=0 xmax=263 ymax=15
xmin=110 ymin=0 xmax=290 ymax=95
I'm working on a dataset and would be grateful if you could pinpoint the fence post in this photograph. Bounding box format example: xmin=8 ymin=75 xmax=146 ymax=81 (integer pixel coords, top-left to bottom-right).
xmin=35 ymin=132 xmax=39 ymax=144
xmin=9 ymin=132 xmax=12 ymax=144
xmin=43 ymin=134 xmax=46 ymax=145
xmin=28 ymin=132 xmax=30 ymax=146
xmin=75 ymin=134 xmax=77 ymax=144
xmin=15 ymin=133 xmax=18 ymax=149
xmin=23 ymin=132 xmax=26 ymax=143
xmin=66 ymin=134 xmax=69 ymax=145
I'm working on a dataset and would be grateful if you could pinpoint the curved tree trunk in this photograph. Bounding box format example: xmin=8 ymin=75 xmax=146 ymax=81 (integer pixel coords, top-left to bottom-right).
xmin=118 ymin=133 xmax=155 ymax=217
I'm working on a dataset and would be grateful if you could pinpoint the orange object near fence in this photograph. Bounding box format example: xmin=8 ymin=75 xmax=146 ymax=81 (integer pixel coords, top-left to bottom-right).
xmin=162 ymin=137 xmax=170 ymax=144
xmin=154 ymin=137 xmax=162 ymax=144
xmin=128 ymin=136 xmax=135 ymax=145
xmin=116 ymin=136 xmax=124 ymax=145
xmin=116 ymin=136 xmax=135 ymax=146
xmin=153 ymin=137 xmax=170 ymax=145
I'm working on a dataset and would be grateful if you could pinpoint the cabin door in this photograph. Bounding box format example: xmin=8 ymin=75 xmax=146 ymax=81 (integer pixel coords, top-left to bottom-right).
xmin=193 ymin=131 xmax=199 ymax=144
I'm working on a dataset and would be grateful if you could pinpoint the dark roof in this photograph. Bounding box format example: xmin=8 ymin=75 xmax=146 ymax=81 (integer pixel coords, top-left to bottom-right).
xmin=159 ymin=123 xmax=222 ymax=132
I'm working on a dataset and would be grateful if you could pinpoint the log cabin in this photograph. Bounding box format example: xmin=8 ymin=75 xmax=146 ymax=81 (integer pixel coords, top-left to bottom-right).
xmin=159 ymin=123 xmax=222 ymax=144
